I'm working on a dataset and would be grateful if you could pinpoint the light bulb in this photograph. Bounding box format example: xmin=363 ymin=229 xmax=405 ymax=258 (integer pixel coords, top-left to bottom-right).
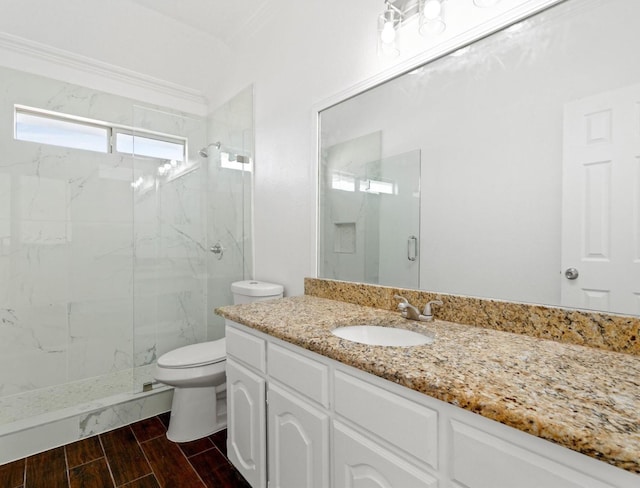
xmin=380 ymin=21 xmax=396 ymax=44
xmin=422 ymin=0 xmax=442 ymax=20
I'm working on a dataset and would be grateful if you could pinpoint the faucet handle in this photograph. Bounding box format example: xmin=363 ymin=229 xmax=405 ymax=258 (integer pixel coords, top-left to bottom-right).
xmin=394 ymin=295 xmax=409 ymax=315
xmin=423 ymin=300 xmax=443 ymax=318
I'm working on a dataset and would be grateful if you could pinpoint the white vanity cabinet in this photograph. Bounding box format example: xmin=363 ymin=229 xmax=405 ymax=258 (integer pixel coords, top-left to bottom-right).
xmin=333 ymin=421 xmax=437 ymax=488
xmin=333 ymin=369 xmax=438 ymax=488
xmin=225 ymin=320 xmax=639 ymax=488
xmin=267 ymin=382 xmax=330 ymax=487
xmin=266 ymin=342 xmax=331 ymax=488
xmin=226 ymin=323 xmax=331 ymax=488
xmin=225 ymin=326 xmax=268 ymax=488
xmin=446 ymin=419 xmax=618 ymax=488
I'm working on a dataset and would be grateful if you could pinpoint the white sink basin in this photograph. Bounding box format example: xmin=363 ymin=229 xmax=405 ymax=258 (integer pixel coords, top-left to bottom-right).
xmin=332 ymin=325 xmax=434 ymax=347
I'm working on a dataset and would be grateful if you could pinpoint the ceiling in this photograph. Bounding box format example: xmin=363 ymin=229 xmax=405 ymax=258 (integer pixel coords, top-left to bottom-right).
xmin=130 ymin=0 xmax=275 ymax=47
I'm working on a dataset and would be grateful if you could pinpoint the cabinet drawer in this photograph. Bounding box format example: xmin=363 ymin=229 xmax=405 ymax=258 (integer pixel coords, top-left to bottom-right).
xmin=333 ymin=421 xmax=438 ymax=488
xmin=268 ymin=342 xmax=329 ymax=408
xmin=334 ymin=370 xmax=438 ymax=470
xmin=225 ymin=322 xmax=266 ymax=373
xmin=450 ymin=420 xmax=616 ymax=488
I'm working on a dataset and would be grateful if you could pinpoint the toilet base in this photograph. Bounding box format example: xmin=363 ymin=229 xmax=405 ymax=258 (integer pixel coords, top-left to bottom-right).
xmin=166 ymin=384 xmax=226 ymax=442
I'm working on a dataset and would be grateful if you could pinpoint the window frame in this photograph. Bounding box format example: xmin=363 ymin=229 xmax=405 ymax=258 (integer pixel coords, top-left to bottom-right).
xmin=14 ymin=104 xmax=187 ymax=162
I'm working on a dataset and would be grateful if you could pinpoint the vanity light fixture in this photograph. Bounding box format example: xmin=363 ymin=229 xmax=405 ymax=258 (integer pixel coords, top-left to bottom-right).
xmin=419 ymin=0 xmax=446 ymax=37
xmin=377 ymin=0 xmax=501 ymax=55
xmin=378 ymin=0 xmax=446 ymax=56
xmin=378 ymin=1 xmax=403 ymax=56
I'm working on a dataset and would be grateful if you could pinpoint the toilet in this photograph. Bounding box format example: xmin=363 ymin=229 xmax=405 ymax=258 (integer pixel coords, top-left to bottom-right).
xmin=155 ymin=280 xmax=283 ymax=442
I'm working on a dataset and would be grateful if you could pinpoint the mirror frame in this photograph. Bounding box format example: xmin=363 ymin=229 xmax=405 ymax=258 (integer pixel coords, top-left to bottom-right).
xmin=313 ymin=0 xmax=565 ymax=290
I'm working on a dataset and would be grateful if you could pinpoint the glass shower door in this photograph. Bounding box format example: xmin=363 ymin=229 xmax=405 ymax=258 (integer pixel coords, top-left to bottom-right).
xmin=319 ymin=132 xmax=420 ymax=289
xmin=131 ymin=106 xmax=208 ymax=393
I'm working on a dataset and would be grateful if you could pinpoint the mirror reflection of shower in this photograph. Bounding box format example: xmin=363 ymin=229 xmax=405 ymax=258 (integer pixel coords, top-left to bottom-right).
xmin=199 ymin=141 xmax=253 ymax=171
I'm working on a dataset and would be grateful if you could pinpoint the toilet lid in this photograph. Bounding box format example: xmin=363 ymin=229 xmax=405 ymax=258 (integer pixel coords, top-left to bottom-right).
xmin=157 ymin=339 xmax=226 ymax=369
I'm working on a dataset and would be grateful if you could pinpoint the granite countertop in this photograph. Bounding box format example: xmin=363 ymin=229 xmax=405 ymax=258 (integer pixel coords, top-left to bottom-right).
xmin=216 ymin=295 xmax=640 ymax=474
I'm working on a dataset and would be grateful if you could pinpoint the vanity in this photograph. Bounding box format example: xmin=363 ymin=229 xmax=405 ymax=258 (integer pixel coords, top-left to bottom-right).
xmin=216 ymin=288 xmax=640 ymax=488
xmin=215 ymin=0 xmax=640 ymax=485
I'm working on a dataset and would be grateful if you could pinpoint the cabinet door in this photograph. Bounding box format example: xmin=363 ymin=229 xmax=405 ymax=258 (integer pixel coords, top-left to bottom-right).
xmin=268 ymin=384 xmax=330 ymax=488
xmin=333 ymin=422 xmax=438 ymax=488
xmin=226 ymin=358 xmax=266 ymax=488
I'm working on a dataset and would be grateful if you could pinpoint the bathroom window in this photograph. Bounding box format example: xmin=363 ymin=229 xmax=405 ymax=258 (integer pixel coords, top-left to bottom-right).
xmin=15 ymin=107 xmax=109 ymax=153
xmin=331 ymin=171 xmax=356 ymax=192
xmin=114 ymin=130 xmax=185 ymax=161
xmin=14 ymin=105 xmax=186 ymax=161
xmin=220 ymin=151 xmax=252 ymax=172
xmin=359 ymin=178 xmax=395 ymax=195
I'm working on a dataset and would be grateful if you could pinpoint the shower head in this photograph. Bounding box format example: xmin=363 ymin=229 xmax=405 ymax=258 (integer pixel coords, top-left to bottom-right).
xmin=198 ymin=141 xmax=221 ymax=158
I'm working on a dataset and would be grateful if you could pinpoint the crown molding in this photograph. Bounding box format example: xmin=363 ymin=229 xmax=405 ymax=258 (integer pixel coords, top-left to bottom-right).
xmin=0 ymin=31 xmax=209 ymax=115
xmin=227 ymin=0 xmax=284 ymax=48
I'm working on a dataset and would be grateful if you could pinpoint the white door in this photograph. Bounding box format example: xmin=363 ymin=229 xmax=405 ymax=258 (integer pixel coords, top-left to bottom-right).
xmin=226 ymin=358 xmax=266 ymax=488
xmin=561 ymin=84 xmax=640 ymax=314
xmin=267 ymin=384 xmax=329 ymax=488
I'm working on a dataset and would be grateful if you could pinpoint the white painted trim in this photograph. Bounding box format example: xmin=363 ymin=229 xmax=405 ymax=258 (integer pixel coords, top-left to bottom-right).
xmin=310 ymin=106 xmax=321 ymax=282
xmin=0 ymin=31 xmax=209 ymax=116
xmin=310 ymin=0 xmax=565 ymax=279
xmin=315 ymin=0 xmax=562 ymax=112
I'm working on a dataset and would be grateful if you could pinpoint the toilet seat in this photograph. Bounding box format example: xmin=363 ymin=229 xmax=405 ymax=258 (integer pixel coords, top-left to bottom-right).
xmin=157 ymin=339 xmax=226 ymax=369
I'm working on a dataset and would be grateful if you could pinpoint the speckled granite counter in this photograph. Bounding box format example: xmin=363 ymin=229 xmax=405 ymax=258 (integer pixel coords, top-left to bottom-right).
xmin=216 ymin=295 xmax=640 ymax=474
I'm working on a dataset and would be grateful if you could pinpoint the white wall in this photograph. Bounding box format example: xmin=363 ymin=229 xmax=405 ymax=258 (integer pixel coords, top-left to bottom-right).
xmin=318 ymin=0 xmax=640 ymax=306
xmin=207 ymin=0 xmax=561 ymax=296
xmin=0 ymin=0 xmax=229 ymax=98
xmin=0 ymin=0 xmax=562 ymax=298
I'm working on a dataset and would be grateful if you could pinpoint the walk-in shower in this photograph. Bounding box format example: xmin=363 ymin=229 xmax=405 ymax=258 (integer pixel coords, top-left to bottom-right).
xmin=199 ymin=141 xmax=252 ymax=166
xmin=0 ymin=64 xmax=254 ymax=462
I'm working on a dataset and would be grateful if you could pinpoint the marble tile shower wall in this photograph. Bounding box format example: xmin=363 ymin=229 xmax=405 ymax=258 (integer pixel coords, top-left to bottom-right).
xmin=0 ymin=65 xmax=207 ymax=424
xmin=206 ymin=86 xmax=254 ymax=341
xmin=131 ymin=105 xmax=208 ymax=392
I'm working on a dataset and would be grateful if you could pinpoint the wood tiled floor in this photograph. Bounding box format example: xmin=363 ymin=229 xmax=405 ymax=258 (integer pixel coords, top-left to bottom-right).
xmin=0 ymin=413 xmax=251 ymax=488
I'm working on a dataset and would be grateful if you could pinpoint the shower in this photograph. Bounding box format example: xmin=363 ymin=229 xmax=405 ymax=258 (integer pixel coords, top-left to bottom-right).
xmin=0 ymin=71 xmax=255 ymax=463
xmin=198 ymin=141 xmax=221 ymax=158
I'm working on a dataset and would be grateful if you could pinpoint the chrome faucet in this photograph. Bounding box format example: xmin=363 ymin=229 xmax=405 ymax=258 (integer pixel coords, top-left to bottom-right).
xmin=394 ymin=295 xmax=443 ymax=322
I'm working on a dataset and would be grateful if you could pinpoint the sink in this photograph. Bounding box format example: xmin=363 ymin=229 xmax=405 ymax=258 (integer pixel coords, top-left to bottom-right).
xmin=331 ymin=325 xmax=434 ymax=347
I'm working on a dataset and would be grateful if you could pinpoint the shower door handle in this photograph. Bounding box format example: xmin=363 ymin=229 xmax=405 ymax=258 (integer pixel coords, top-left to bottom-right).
xmin=407 ymin=235 xmax=418 ymax=262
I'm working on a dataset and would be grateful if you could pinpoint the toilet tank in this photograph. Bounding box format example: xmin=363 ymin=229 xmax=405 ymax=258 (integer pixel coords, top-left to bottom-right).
xmin=231 ymin=280 xmax=284 ymax=305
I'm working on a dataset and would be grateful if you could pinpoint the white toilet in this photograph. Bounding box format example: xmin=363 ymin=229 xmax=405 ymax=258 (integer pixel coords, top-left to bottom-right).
xmin=155 ymin=280 xmax=283 ymax=442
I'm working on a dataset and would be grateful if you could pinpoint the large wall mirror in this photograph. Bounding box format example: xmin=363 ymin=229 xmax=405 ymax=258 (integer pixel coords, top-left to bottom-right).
xmin=319 ymin=0 xmax=640 ymax=317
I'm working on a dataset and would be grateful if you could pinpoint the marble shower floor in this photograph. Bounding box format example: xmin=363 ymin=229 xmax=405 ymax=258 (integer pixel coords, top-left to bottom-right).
xmin=0 ymin=413 xmax=249 ymax=488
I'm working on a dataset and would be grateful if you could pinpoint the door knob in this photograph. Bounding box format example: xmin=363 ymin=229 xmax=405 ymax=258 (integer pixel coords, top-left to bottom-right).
xmin=564 ymin=267 xmax=579 ymax=280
